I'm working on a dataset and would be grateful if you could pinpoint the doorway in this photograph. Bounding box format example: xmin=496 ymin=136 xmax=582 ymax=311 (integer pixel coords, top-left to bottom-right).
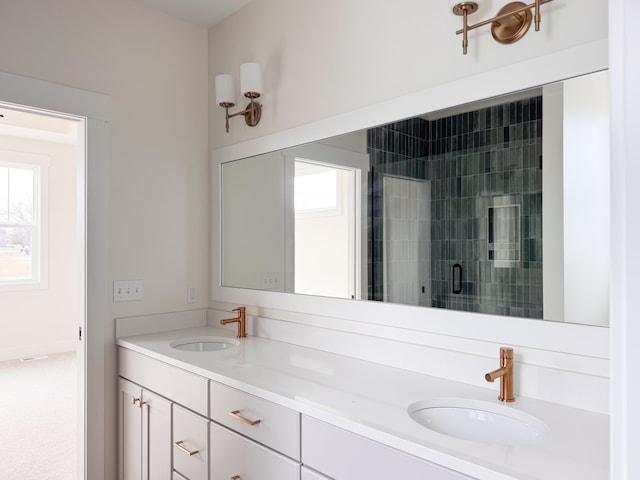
xmin=294 ymin=159 xmax=359 ymax=299
xmin=0 ymin=103 xmax=86 ymax=479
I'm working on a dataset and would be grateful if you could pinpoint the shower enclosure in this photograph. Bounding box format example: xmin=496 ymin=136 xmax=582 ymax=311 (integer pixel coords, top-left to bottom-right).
xmin=368 ymin=95 xmax=543 ymax=319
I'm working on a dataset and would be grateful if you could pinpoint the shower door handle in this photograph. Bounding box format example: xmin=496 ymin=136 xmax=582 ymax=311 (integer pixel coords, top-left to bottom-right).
xmin=452 ymin=263 xmax=462 ymax=295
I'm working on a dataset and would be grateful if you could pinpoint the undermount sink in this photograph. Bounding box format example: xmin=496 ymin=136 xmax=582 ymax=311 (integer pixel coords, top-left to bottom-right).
xmin=408 ymin=398 xmax=549 ymax=446
xmin=170 ymin=336 xmax=240 ymax=352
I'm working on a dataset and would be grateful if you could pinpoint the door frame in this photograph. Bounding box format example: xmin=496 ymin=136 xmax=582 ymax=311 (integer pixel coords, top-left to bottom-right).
xmin=283 ymin=143 xmax=369 ymax=300
xmin=0 ymin=70 xmax=111 ymax=479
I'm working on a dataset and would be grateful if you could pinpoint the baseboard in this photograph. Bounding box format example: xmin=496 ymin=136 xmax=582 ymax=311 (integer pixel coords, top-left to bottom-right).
xmin=0 ymin=340 xmax=77 ymax=362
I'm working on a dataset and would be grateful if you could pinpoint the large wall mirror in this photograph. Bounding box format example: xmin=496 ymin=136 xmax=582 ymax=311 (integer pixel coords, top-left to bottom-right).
xmin=220 ymin=70 xmax=609 ymax=328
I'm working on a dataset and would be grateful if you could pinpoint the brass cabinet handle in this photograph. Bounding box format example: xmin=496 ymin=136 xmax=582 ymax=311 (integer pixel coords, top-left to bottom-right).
xmin=229 ymin=410 xmax=261 ymax=426
xmin=174 ymin=441 xmax=199 ymax=456
xmin=130 ymin=397 xmax=145 ymax=408
xmin=230 ymin=476 xmax=240 ymax=480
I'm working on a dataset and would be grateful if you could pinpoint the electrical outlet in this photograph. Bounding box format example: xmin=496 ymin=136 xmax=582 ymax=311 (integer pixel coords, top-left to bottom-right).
xmin=260 ymin=272 xmax=280 ymax=290
xmin=188 ymin=285 xmax=198 ymax=304
xmin=114 ymin=280 xmax=144 ymax=302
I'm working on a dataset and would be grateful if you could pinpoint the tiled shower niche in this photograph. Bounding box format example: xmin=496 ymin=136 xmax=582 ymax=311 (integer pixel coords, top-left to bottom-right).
xmin=367 ymin=95 xmax=543 ymax=319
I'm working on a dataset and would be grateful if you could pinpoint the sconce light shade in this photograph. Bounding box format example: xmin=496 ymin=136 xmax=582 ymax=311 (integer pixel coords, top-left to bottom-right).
xmin=215 ymin=62 xmax=264 ymax=133
xmin=215 ymin=74 xmax=236 ymax=106
xmin=240 ymin=62 xmax=263 ymax=97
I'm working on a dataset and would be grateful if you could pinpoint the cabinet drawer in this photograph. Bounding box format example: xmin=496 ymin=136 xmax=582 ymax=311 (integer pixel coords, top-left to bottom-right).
xmin=119 ymin=348 xmax=208 ymax=416
xmin=210 ymin=381 xmax=300 ymax=460
xmin=173 ymin=405 xmax=209 ymax=480
xmin=302 ymin=416 xmax=473 ymax=480
xmin=210 ymin=422 xmax=300 ymax=480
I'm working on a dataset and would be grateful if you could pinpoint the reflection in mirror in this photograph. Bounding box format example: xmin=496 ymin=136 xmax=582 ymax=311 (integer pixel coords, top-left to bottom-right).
xmin=221 ymin=71 xmax=609 ymax=326
xmin=294 ymin=160 xmax=359 ymax=299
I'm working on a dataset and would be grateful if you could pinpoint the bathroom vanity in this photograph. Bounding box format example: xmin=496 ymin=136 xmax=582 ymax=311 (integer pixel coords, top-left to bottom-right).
xmin=116 ymin=312 xmax=608 ymax=480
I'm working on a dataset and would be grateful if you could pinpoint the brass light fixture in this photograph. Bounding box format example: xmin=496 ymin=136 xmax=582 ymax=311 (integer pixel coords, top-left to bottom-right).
xmin=450 ymin=0 xmax=554 ymax=55
xmin=215 ymin=63 xmax=263 ymax=133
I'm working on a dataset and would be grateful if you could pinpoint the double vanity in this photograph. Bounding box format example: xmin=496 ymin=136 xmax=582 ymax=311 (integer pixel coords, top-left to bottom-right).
xmin=116 ymin=310 xmax=608 ymax=480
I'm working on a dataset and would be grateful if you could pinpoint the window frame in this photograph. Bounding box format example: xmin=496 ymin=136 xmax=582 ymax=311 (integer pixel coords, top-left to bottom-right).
xmin=294 ymin=159 xmax=345 ymax=218
xmin=0 ymin=150 xmax=50 ymax=291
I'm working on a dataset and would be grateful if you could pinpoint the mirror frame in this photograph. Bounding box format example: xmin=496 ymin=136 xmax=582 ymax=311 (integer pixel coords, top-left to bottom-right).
xmin=211 ymin=39 xmax=609 ymax=359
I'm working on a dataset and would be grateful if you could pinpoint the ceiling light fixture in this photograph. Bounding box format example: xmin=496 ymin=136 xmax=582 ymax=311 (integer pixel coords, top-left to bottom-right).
xmin=450 ymin=0 xmax=554 ymax=55
xmin=215 ymin=63 xmax=263 ymax=133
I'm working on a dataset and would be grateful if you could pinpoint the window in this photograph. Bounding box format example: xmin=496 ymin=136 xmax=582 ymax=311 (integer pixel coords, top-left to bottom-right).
xmin=0 ymin=151 xmax=49 ymax=289
xmin=294 ymin=160 xmax=342 ymax=216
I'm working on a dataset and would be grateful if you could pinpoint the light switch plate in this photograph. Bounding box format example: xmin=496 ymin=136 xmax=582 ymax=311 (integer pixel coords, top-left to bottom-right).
xmin=187 ymin=285 xmax=198 ymax=304
xmin=113 ymin=280 xmax=144 ymax=302
xmin=260 ymin=272 xmax=280 ymax=290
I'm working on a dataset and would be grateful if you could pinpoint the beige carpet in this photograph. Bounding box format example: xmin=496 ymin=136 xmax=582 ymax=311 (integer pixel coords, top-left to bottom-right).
xmin=0 ymin=351 xmax=77 ymax=480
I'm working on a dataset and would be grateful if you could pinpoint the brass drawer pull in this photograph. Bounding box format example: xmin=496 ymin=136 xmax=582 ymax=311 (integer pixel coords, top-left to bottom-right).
xmin=130 ymin=397 xmax=144 ymax=408
xmin=230 ymin=476 xmax=240 ymax=480
xmin=174 ymin=440 xmax=199 ymax=456
xmin=229 ymin=410 xmax=261 ymax=426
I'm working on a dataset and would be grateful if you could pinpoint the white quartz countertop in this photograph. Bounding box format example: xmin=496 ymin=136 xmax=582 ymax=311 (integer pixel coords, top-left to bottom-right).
xmin=116 ymin=326 xmax=608 ymax=480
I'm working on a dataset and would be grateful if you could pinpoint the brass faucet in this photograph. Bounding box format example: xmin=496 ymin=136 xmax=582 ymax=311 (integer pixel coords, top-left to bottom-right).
xmin=220 ymin=307 xmax=246 ymax=338
xmin=485 ymin=347 xmax=515 ymax=402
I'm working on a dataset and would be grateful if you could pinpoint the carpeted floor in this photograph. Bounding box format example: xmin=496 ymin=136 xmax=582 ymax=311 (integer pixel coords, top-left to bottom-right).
xmin=0 ymin=351 xmax=77 ymax=480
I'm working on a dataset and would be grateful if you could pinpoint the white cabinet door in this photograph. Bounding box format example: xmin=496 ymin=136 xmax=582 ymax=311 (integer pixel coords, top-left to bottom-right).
xmin=119 ymin=378 xmax=174 ymax=480
xmin=302 ymin=416 xmax=474 ymax=480
xmin=173 ymin=405 xmax=209 ymax=480
xmin=142 ymin=389 xmax=172 ymax=480
xmin=210 ymin=422 xmax=300 ymax=480
xmin=119 ymin=378 xmax=143 ymax=480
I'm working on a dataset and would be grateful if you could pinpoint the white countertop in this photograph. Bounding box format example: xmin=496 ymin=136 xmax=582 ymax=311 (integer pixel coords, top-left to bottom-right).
xmin=117 ymin=326 xmax=608 ymax=480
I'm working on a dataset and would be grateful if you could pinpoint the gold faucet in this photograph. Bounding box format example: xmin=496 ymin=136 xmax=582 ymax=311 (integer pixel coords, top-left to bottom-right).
xmin=485 ymin=347 xmax=515 ymax=402
xmin=220 ymin=307 xmax=246 ymax=338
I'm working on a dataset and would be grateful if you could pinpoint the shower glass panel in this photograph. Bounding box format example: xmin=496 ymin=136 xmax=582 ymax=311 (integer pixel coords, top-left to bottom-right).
xmin=368 ymin=95 xmax=543 ymax=319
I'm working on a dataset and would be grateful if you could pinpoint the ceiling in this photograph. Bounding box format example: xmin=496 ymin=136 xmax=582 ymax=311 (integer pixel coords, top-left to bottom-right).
xmin=133 ymin=0 xmax=253 ymax=28
xmin=0 ymin=106 xmax=79 ymax=145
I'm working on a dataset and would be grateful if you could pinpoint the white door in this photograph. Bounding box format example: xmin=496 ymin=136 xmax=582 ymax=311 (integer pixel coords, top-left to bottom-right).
xmin=382 ymin=175 xmax=431 ymax=306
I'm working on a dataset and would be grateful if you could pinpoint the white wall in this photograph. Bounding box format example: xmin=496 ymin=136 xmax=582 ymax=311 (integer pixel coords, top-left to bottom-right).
xmin=0 ymin=0 xmax=210 ymax=317
xmin=222 ymin=151 xmax=285 ymax=290
xmin=563 ymin=72 xmax=610 ymax=326
xmin=0 ymin=1 xmax=209 ymax=478
xmin=0 ymin=136 xmax=79 ymax=360
xmin=542 ymin=72 xmax=611 ymax=325
xmin=209 ymin=0 xmax=608 ymax=149
xmin=209 ymin=1 xmax=610 ymax=413
xmin=542 ymin=83 xmax=564 ymax=320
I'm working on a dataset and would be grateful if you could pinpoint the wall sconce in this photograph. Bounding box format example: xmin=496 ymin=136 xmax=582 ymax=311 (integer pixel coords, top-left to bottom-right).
xmin=215 ymin=63 xmax=263 ymax=133
xmin=449 ymin=0 xmax=553 ymax=55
